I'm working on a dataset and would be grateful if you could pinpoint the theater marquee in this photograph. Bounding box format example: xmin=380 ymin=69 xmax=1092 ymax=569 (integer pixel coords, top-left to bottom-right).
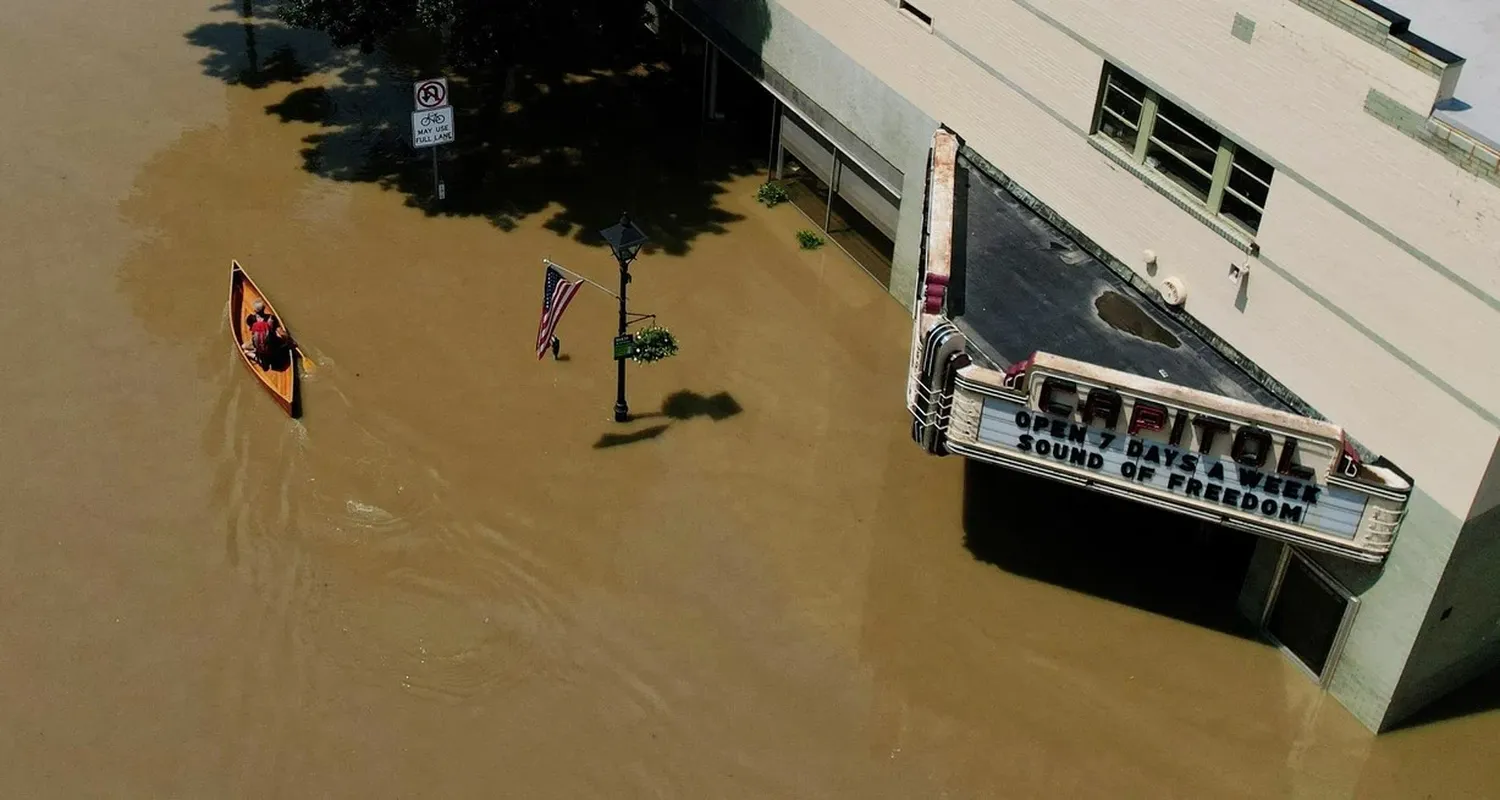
xmin=936 ymin=352 xmax=1411 ymax=563
xmin=904 ymin=128 xmax=1409 ymax=563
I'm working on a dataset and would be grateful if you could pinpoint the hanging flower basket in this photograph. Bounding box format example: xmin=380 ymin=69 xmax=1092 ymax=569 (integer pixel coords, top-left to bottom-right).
xmin=631 ymin=325 xmax=679 ymax=364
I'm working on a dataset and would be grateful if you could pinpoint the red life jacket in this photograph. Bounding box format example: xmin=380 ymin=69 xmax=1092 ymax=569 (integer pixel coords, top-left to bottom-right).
xmin=249 ymin=314 xmax=275 ymax=355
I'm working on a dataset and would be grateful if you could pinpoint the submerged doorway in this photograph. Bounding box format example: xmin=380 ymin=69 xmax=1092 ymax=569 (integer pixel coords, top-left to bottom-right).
xmin=1263 ymin=547 xmax=1359 ymax=683
xmin=698 ymin=44 xmax=775 ymax=172
xmin=961 ymin=460 xmax=1261 ymax=636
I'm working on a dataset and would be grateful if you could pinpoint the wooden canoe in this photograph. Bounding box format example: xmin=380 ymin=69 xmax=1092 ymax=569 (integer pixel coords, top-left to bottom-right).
xmin=230 ymin=259 xmax=301 ymax=417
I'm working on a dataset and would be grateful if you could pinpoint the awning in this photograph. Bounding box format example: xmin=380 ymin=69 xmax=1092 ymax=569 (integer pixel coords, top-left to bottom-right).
xmin=948 ymin=150 xmax=1289 ymax=412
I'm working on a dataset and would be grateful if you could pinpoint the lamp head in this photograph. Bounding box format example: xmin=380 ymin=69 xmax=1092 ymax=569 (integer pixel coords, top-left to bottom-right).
xmin=600 ymin=213 xmax=649 ymax=264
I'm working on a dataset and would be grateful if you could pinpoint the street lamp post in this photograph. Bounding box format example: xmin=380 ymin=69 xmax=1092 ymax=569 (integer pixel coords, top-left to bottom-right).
xmin=600 ymin=213 xmax=650 ymax=423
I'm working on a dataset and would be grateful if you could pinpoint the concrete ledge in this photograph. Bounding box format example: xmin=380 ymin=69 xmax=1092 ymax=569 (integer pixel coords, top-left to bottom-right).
xmin=671 ymin=0 xmax=905 ymax=191
xmin=1364 ymin=89 xmax=1500 ymax=186
xmin=1287 ymin=0 xmax=1462 ymax=84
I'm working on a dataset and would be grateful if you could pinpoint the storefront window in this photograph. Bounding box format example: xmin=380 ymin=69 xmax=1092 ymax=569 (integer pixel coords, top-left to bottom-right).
xmin=776 ymin=112 xmax=900 ymax=288
xmin=779 ymin=149 xmax=831 ymax=229
xmin=828 ymin=194 xmax=896 ymax=287
xmin=828 ymin=157 xmax=898 ymax=287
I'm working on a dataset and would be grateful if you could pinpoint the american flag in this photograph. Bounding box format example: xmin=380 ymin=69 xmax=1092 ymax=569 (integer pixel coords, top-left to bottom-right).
xmin=536 ymin=264 xmax=584 ymax=359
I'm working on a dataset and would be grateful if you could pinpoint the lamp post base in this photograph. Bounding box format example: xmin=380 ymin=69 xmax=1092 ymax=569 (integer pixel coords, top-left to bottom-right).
xmin=614 ymin=402 xmax=630 ymax=423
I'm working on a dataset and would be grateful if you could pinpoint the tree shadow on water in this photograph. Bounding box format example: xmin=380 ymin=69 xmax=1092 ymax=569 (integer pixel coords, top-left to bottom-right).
xmin=653 ymin=390 xmax=744 ymax=422
xmin=191 ymin=1 xmax=331 ymax=87
xmin=184 ymin=0 xmax=776 ymax=255
xmin=593 ymin=390 xmax=743 ymax=449
xmin=961 ymin=459 xmax=1261 ymax=639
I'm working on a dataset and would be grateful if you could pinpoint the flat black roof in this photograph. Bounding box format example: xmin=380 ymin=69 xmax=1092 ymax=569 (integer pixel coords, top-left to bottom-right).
xmin=950 ymin=153 xmax=1289 ymax=411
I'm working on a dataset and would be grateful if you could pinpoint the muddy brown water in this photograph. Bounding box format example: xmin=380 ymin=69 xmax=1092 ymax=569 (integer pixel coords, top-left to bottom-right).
xmin=2 ymin=3 xmax=1498 ymax=797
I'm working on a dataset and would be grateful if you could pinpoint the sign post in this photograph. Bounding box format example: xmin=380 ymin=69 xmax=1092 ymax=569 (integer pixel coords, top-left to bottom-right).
xmin=411 ymin=78 xmax=455 ymax=202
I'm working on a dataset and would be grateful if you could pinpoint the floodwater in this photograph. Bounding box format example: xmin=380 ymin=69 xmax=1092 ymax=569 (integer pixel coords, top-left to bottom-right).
xmin=2 ymin=2 xmax=1498 ymax=798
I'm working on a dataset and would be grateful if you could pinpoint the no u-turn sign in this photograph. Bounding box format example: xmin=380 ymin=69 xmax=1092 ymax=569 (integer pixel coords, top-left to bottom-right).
xmin=414 ymin=78 xmax=448 ymax=110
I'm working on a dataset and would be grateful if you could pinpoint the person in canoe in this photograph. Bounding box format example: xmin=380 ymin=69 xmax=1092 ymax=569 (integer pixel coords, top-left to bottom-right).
xmin=241 ymin=299 xmax=288 ymax=368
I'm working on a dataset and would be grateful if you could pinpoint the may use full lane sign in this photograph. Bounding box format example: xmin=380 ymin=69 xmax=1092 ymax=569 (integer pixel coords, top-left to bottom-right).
xmin=411 ymin=106 xmax=456 ymax=149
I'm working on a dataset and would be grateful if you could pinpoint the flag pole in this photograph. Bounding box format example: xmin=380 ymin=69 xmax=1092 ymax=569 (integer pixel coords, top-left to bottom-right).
xmin=543 ymin=258 xmax=618 ymax=299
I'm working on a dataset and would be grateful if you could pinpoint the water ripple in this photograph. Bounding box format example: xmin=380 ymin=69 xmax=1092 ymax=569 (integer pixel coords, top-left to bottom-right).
xmin=211 ymin=342 xmax=577 ymax=707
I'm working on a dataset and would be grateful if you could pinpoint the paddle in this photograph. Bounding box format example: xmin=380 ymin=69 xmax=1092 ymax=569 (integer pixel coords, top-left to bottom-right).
xmin=288 ymin=338 xmax=316 ymax=376
xmin=265 ymin=324 xmax=313 ymax=377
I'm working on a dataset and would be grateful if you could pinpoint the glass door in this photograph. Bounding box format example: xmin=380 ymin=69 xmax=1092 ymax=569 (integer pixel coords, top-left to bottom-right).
xmin=1263 ymin=547 xmax=1359 ymax=683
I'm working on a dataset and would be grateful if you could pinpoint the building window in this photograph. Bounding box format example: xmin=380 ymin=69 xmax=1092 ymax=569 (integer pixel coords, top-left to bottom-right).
xmin=898 ymin=1 xmax=933 ymax=30
xmin=777 ymin=111 xmax=900 ymax=288
xmin=1094 ymin=65 xmax=1274 ymax=234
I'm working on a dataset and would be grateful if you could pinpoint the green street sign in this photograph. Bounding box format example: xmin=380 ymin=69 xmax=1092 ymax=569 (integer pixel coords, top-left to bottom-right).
xmin=613 ymin=334 xmax=636 ymax=360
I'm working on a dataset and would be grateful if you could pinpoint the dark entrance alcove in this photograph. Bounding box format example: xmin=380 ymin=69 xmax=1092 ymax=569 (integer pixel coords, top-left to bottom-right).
xmin=962 ymin=458 xmax=1260 ymax=638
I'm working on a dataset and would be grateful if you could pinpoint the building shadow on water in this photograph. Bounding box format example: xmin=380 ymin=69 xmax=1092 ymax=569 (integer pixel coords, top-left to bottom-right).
xmin=593 ymin=390 xmax=742 ymax=449
xmin=962 ymin=459 xmax=1261 ymax=639
xmin=1388 ymin=662 xmax=1500 ymax=732
xmin=184 ymin=0 xmax=774 ymax=255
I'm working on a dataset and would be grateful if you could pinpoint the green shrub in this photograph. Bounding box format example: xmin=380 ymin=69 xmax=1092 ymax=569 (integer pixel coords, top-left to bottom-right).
xmin=796 ymin=229 xmax=825 ymax=250
xmin=756 ymin=182 xmax=790 ymax=207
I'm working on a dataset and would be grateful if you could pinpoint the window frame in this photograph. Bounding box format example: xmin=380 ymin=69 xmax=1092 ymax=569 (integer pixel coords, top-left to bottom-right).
xmin=1093 ymin=66 xmax=1272 ymax=235
xmin=1261 ymin=545 xmax=1360 ymax=687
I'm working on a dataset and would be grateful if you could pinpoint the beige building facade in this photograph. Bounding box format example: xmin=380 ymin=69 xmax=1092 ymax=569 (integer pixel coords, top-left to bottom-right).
xmin=664 ymin=0 xmax=1500 ymax=731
